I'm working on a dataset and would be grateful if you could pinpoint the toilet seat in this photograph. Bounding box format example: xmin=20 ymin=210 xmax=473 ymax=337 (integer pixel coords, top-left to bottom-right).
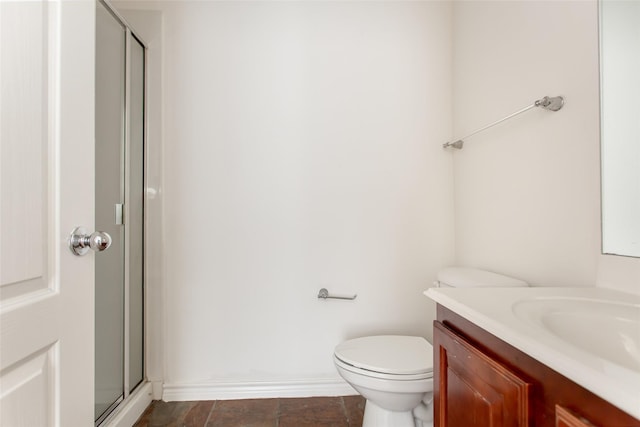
xmin=334 ymin=355 xmax=433 ymax=381
xmin=334 ymin=335 xmax=433 ymax=380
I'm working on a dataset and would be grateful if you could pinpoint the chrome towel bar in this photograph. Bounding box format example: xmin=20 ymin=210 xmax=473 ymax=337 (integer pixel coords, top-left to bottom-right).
xmin=443 ymin=95 xmax=564 ymax=150
xmin=317 ymin=288 xmax=357 ymax=300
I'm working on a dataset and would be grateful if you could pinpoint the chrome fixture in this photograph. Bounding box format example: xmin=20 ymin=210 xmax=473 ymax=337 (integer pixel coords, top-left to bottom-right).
xmin=318 ymin=288 xmax=357 ymax=300
xmin=443 ymin=95 xmax=565 ymax=150
xmin=68 ymin=227 xmax=112 ymax=256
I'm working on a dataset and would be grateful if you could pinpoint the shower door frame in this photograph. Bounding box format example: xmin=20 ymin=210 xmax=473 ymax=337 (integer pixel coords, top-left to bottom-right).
xmin=95 ymin=0 xmax=149 ymax=425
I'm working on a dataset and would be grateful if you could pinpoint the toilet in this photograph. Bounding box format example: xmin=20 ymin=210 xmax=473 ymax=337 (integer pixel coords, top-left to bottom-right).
xmin=333 ymin=267 xmax=528 ymax=427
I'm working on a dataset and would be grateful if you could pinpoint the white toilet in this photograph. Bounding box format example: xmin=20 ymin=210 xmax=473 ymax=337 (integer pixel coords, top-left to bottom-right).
xmin=333 ymin=267 xmax=528 ymax=427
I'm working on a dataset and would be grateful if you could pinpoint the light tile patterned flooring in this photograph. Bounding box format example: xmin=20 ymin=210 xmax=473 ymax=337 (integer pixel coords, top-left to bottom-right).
xmin=133 ymin=395 xmax=365 ymax=427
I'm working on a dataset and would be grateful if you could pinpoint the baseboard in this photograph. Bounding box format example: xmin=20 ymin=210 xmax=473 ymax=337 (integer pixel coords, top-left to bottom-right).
xmin=101 ymin=382 xmax=153 ymax=427
xmin=151 ymin=380 xmax=163 ymax=400
xmin=162 ymin=378 xmax=357 ymax=402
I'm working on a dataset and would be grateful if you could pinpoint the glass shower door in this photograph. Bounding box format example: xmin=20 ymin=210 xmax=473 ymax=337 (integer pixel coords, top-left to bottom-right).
xmin=127 ymin=34 xmax=145 ymax=395
xmin=95 ymin=1 xmax=125 ymax=422
xmin=95 ymin=1 xmax=146 ymax=423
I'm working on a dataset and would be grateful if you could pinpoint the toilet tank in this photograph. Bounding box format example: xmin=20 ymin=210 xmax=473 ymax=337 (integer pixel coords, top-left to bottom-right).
xmin=436 ymin=267 xmax=528 ymax=288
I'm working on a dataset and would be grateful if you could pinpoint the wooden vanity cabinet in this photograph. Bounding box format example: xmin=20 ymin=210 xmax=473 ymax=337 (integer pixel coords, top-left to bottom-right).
xmin=434 ymin=321 xmax=532 ymax=426
xmin=433 ymin=305 xmax=640 ymax=427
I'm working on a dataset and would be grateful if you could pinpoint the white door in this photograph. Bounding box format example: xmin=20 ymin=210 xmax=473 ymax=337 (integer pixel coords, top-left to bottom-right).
xmin=1 ymin=1 xmax=96 ymax=426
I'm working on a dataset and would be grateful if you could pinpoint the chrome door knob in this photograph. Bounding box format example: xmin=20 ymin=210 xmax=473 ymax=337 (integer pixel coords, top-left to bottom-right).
xmin=68 ymin=227 xmax=112 ymax=256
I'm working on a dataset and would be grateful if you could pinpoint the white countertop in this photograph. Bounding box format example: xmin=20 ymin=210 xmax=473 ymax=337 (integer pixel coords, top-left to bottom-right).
xmin=425 ymin=286 xmax=640 ymax=420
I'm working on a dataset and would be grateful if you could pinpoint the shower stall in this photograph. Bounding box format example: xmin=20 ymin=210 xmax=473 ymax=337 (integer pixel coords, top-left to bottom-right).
xmin=95 ymin=1 xmax=146 ymax=424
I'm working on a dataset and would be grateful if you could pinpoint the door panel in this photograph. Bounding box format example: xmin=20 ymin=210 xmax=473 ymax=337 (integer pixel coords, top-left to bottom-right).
xmin=0 ymin=0 xmax=49 ymax=301
xmin=1 ymin=0 xmax=95 ymax=426
xmin=434 ymin=321 xmax=532 ymax=427
xmin=555 ymin=406 xmax=597 ymax=427
xmin=95 ymin=1 xmax=126 ymax=421
xmin=0 ymin=346 xmax=56 ymax=426
xmin=94 ymin=2 xmax=147 ymax=421
xmin=128 ymin=36 xmax=146 ymax=393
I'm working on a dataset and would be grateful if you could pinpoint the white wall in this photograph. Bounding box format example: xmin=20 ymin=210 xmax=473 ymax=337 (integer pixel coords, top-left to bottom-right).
xmin=597 ymin=255 xmax=640 ymax=295
xmin=119 ymin=0 xmax=454 ymax=397
xmin=451 ymin=0 xmax=603 ymax=287
xmin=452 ymin=0 xmax=640 ymax=295
xmin=114 ymin=0 xmax=640 ymax=401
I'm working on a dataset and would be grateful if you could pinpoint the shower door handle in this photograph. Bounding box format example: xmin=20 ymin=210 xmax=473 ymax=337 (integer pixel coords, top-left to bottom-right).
xmin=68 ymin=227 xmax=112 ymax=256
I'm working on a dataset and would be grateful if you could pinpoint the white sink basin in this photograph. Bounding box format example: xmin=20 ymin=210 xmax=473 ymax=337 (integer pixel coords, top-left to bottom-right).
xmin=512 ymin=297 xmax=640 ymax=372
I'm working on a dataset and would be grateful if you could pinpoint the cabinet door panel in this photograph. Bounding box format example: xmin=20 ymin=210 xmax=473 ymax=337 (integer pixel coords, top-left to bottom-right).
xmin=556 ymin=405 xmax=596 ymax=427
xmin=446 ymin=363 xmax=506 ymax=425
xmin=434 ymin=321 xmax=532 ymax=427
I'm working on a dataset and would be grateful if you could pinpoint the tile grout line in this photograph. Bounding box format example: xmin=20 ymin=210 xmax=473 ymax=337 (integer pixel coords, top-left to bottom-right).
xmin=339 ymin=396 xmax=349 ymax=425
xmin=203 ymin=399 xmax=218 ymax=426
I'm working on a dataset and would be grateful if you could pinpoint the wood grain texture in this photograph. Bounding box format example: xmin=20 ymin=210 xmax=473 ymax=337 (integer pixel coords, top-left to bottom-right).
xmin=556 ymin=405 xmax=597 ymax=427
xmin=436 ymin=305 xmax=640 ymax=427
xmin=434 ymin=321 xmax=531 ymax=426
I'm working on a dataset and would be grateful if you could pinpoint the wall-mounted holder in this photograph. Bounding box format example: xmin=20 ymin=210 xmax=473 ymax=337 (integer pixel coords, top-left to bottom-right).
xmin=443 ymin=95 xmax=565 ymax=150
xmin=317 ymin=288 xmax=357 ymax=300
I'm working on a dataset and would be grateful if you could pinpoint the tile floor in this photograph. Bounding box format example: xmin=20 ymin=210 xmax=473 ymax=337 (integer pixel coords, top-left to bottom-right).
xmin=133 ymin=395 xmax=365 ymax=427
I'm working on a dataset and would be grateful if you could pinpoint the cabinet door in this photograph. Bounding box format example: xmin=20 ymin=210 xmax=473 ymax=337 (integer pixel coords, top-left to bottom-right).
xmin=434 ymin=321 xmax=532 ymax=427
xmin=556 ymin=405 xmax=596 ymax=427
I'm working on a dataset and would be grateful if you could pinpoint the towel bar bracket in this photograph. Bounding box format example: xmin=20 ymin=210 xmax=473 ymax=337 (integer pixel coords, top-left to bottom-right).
xmin=317 ymin=288 xmax=357 ymax=301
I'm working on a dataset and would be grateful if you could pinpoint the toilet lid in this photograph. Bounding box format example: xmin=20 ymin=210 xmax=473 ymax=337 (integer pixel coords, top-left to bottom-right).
xmin=334 ymin=335 xmax=433 ymax=375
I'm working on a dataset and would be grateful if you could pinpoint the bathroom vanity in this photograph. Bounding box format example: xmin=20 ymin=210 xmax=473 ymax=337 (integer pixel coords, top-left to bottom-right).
xmin=426 ymin=287 xmax=640 ymax=427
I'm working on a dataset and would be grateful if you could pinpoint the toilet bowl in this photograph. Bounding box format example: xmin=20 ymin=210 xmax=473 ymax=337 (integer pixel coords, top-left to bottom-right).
xmin=334 ymin=335 xmax=434 ymax=427
xmin=333 ymin=267 xmax=528 ymax=427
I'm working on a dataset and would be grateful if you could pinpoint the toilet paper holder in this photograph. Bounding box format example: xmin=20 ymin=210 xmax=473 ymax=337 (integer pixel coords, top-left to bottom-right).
xmin=317 ymin=288 xmax=357 ymax=300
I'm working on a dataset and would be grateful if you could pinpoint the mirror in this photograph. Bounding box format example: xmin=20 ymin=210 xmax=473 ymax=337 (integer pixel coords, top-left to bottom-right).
xmin=600 ymin=0 xmax=640 ymax=258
